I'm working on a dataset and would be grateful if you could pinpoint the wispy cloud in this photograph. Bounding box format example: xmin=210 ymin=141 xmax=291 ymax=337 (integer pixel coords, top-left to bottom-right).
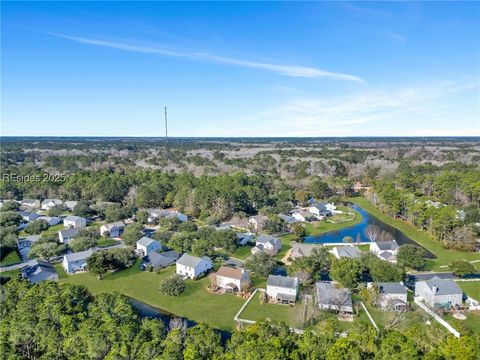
xmin=210 ymin=81 xmax=478 ymax=137
xmin=383 ymin=30 xmax=407 ymax=44
xmin=50 ymin=33 xmax=365 ymax=82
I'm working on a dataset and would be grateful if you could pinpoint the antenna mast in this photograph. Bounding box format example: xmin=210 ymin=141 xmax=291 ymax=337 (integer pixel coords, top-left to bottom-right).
xmin=164 ymin=106 xmax=168 ymax=160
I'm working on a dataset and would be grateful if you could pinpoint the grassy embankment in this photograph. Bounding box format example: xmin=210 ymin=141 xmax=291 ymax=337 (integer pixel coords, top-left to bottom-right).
xmin=348 ymin=197 xmax=480 ymax=270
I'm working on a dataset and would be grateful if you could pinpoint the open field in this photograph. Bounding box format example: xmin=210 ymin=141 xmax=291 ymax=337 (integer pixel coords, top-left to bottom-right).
xmin=58 ymin=260 xmax=246 ymax=331
xmin=348 ymin=197 xmax=480 ymax=270
xmin=231 ymin=245 xmax=254 ymax=260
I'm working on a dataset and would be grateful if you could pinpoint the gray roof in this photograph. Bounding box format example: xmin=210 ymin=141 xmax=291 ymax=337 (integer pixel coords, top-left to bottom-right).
xmin=374 ymin=240 xmax=399 ymax=251
xmin=144 ymin=250 xmax=179 ymax=268
xmin=276 ymin=293 xmax=297 ymax=302
xmin=410 ymin=272 xmax=455 ymax=282
xmin=42 ymin=199 xmax=62 ymax=205
xmin=137 ymin=236 xmax=158 ymax=247
xmin=59 ymin=228 xmax=79 ymax=238
xmin=316 ymin=282 xmax=352 ymax=309
xmin=257 ymin=235 xmax=281 ymax=246
xmin=21 ymin=260 xmax=58 ymax=284
xmin=291 ymin=243 xmax=320 ymax=258
xmin=176 ymin=253 xmax=212 ymax=268
xmin=64 ymin=249 xmax=94 ymax=262
xmin=267 ymin=275 xmax=298 ymax=289
xmin=64 ymin=215 xmax=84 ymax=222
xmin=103 ymin=221 xmax=125 ymax=230
xmin=423 ymin=279 xmax=462 ymax=296
xmin=312 ymin=202 xmax=328 ymax=211
xmin=378 ymin=282 xmax=407 ymax=295
xmin=334 ymin=246 xmax=361 ymax=258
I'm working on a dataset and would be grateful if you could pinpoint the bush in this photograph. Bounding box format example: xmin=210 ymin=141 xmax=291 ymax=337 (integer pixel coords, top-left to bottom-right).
xmin=160 ymin=275 xmax=186 ymax=296
xmin=146 ymin=265 xmax=153 ymax=272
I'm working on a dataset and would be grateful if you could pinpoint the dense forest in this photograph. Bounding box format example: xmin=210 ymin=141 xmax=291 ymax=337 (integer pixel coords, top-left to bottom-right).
xmin=1 ymin=279 xmax=478 ymax=360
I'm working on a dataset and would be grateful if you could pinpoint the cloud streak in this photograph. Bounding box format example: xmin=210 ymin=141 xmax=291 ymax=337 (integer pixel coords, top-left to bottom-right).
xmin=51 ymin=33 xmax=364 ymax=82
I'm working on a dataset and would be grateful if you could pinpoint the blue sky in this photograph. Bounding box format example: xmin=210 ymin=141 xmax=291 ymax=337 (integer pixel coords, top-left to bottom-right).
xmin=2 ymin=1 xmax=479 ymax=137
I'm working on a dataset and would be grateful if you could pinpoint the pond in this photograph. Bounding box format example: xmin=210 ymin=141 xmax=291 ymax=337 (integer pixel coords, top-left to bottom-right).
xmin=304 ymin=205 xmax=435 ymax=259
xmin=129 ymin=297 xmax=232 ymax=342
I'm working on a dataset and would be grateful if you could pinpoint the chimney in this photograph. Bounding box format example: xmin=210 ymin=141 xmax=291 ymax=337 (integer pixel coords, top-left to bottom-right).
xmin=432 ymin=285 xmax=438 ymax=293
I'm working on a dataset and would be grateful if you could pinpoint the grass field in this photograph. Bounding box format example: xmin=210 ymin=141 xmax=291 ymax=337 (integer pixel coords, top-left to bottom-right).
xmin=444 ymin=312 xmax=480 ymax=335
xmin=348 ymin=197 xmax=480 ymax=270
xmin=96 ymin=237 xmax=120 ymax=247
xmin=0 ymin=248 xmax=21 ymax=266
xmin=231 ymin=245 xmax=254 ymax=260
xmin=58 ymin=260 xmax=246 ymax=331
xmin=457 ymin=281 xmax=480 ymax=300
xmin=0 ymin=268 xmax=21 ymax=278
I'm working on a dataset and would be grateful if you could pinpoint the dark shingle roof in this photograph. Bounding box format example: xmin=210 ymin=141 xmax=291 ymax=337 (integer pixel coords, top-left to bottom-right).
xmin=267 ymin=275 xmax=298 ymax=289
xmin=378 ymin=282 xmax=407 ymax=295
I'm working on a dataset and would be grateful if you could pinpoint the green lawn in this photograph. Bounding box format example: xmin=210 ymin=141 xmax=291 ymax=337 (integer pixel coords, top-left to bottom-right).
xmin=238 ymin=291 xmax=302 ymax=328
xmin=457 ymin=281 xmax=480 ymax=300
xmin=41 ymin=224 xmax=66 ymax=236
xmin=0 ymin=268 xmax=21 ymax=278
xmin=231 ymin=245 xmax=253 ymax=260
xmin=348 ymin=197 xmax=480 ymax=270
xmin=444 ymin=312 xmax=480 ymax=335
xmin=276 ymin=233 xmax=298 ymax=261
xmin=58 ymin=261 xmax=246 ymax=331
xmin=96 ymin=237 xmax=120 ymax=248
xmin=0 ymin=248 xmax=21 ymax=266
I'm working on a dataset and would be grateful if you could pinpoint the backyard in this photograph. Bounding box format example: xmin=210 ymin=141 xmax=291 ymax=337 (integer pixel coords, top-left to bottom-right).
xmin=0 ymin=248 xmax=21 ymax=266
xmin=58 ymin=260 xmax=247 ymax=331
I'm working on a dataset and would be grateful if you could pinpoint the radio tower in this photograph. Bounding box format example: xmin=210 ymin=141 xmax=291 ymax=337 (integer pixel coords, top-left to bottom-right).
xmin=164 ymin=106 xmax=168 ymax=160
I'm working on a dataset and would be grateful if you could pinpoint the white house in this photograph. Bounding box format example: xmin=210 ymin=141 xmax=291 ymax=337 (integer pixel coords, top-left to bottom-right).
xmin=266 ymin=275 xmax=299 ymax=304
xmin=64 ymin=201 xmax=78 ymax=210
xmin=148 ymin=209 xmax=188 ymax=223
xmin=251 ymin=235 xmax=282 ymax=256
xmin=248 ymin=215 xmax=269 ymax=232
xmin=41 ymin=199 xmax=62 ymax=210
xmin=316 ymin=282 xmax=353 ymax=313
xmin=62 ymin=249 xmax=94 ymax=274
xmin=63 ymin=215 xmax=87 ymax=229
xmin=176 ymin=254 xmax=213 ymax=279
xmin=372 ymin=282 xmax=408 ymax=311
xmin=136 ymin=237 xmax=161 ymax=256
xmin=291 ymin=210 xmax=315 ymax=222
xmin=20 ymin=199 xmax=40 ymax=209
xmin=309 ymin=202 xmax=336 ymax=218
xmin=100 ymin=221 xmax=125 ymax=238
xmin=415 ymin=278 xmax=463 ymax=308
xmin=370 ymin=240 xmax=400 ymax=263
xmin=212 ymin=266 xmax=251 ymax=293
xmin=58 ymin=228 xmax=80 ymax=244
xmin=332 ymin=245 xmax=361 ymax=259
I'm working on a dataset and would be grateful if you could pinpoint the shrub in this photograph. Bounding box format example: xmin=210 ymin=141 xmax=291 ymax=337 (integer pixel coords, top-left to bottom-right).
xmin=160 ymin=275 xmax=186 ymax=296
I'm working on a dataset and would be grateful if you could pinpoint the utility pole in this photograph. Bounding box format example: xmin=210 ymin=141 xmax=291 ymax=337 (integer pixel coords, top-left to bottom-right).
xmin=164 ymin=106 xmax=168 ymax=160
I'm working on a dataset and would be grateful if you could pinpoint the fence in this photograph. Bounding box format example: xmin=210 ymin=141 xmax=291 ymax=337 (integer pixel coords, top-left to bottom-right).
xmin=414 ymin=297 xmax=460 ymax=338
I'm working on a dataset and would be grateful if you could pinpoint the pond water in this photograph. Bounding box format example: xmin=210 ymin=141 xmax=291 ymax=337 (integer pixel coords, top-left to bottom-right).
xmin=304 ymin=205 xmax=435 ymax=259
xmin=129 ymin=297 xmax=232 ymax=342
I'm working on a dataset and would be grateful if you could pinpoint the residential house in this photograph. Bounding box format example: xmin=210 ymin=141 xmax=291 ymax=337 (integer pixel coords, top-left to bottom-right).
xmin=266 ymin=275 xmax=299 ymax=304
xmin=309 ymin=202 xmax=336 ymax=218
xmin=141 ymin=250 xmax=179 ymax=270
xmin=148 ymin=209 xmax=188 ymax=223
xmin=18 ymin=211 xmax=39 ymax=222
xmin=38 ymin=216 xmax=62 ymax=226
xmin=373 ymin=282 xmax=408 ymax=311
xmin=63 ymin=215 xmax=87 ymax=229
xmin=100 ymin=221 xmax=125 ymax=238
xmin=41 ymin=198 xmax=62 ymax=210
xmin=20 ymin=199 xmax=40 ymax=209
xmin=211 ymin=266 xmax=251 ymax=293
xmin=21 ymin=260 xmax=58 ymax=284
xmin=278 ymin=214 xmax=297 ymax=224
xmin=370 ymin=240 xmax=400 ymax=263
xmin=176 ymin=254 xmax=213 ymax=279
xmin=237 ymin=232 xmax=254 ymax=246
xmin=249 ymin=215 xmax=269 ymax=232
xmin=62 ymin=249 xmax=94 ymax=274
xmin=415 ymin=278 xmax=463 ymax=308
xmin=290 ymin=242 xmax=321 ymax=259
xmin=136 ymin=237 xmax=161 ymax=256
xmin=251 ymin=235 xmax=282 ymax=256
xmin=315 ymin=282 xmax=353 ymax=313
xmin=332 ymin=245 xmax=361 ymax=259
xmin=17 ymin=235 xmax=41 ymax=261
xmin=64 ymin=200 xmax=78 ymax=210
xmin=291 ymin=210 xmax=315 ymax=222
xmin=58 ymin=228 xmax=79 ymax=244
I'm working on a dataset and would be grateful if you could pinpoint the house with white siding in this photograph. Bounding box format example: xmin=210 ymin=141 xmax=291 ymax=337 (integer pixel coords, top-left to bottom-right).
xmin=251 ymin=235 xmax=282 ymax=256
xmin=371 ymin=282 xmax=408 ymax=311
xmin=415 ymin=278 xmax=463 ymax=308
xmin=266 ymin=275 xmax=299 ymax=304
xmin=100 ymin=221 xmax=125 ymax=238
xmin=136 ymin=237 xmax=161 ymax=256
xmin=41 ymin=199 xmax=62 ymax=210
xmin=211 ymin=266 xmax=251 ymax=293
xmin=58 ymin=228 xmax=79 ymax=244
xmin=62 ymin=249 xmax=94 ymax=274
xmin=316 ymin=282 xmax=353 ymax=313
xmin=370 ymin=240 xmax=399 ymax=263
xmin=176 ymin=254 xmax=213 ymax=279
xmin=63 ymin=215 xmax=87 ymax=229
